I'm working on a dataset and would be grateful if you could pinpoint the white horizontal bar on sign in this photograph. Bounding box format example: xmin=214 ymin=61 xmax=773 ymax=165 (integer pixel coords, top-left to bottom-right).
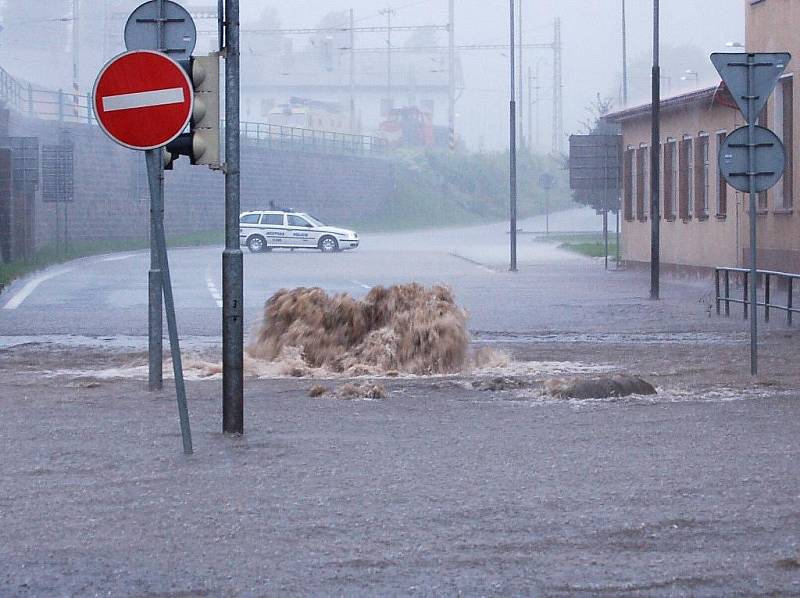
xmin=102 ymin=87 xmax=184 ymax=112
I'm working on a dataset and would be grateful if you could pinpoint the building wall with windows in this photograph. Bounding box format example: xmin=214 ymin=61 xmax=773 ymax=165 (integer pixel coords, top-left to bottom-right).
xmin=605 ymin=0 xmax=800 ymax=274
xmin=610 ymin=90 xmax=742 ymax=270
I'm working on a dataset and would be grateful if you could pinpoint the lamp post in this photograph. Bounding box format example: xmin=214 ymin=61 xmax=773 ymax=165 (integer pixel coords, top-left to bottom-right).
xmin=509 ymin=0 xmax=517 ymax=272
xmin=622 ymin=0 xmax=628 ymax=106
xmin=650 ymin=0 xmax=660 ymax=300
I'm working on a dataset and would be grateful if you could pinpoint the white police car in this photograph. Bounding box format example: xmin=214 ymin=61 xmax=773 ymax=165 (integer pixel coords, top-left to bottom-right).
xmin=239 ymin=210 xmax=359 ymax=253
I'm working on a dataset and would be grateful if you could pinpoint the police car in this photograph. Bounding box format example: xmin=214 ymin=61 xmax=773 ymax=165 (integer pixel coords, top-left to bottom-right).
xmin=239 ymin=210 xmax=359 ymax=253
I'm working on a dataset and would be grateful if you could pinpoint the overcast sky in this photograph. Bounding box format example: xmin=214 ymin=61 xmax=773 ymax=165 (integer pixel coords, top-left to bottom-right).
xmin=236 ymin=0 xmax=744 ymax=151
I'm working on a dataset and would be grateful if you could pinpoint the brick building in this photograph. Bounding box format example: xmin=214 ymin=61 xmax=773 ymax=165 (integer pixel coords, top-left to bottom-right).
xmin=606 ymin=0 xmax=799 ymax=274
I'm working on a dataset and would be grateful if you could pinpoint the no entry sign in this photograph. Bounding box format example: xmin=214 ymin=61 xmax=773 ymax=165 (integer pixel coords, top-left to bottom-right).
xmin=93 ymin=50 xmax=193 ymax=150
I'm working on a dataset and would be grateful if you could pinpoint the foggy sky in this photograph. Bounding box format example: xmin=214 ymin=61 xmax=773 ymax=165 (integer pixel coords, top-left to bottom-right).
xmin=0 ymin=0 xmax=744 ymax=153
xmin=237 ymin=0 xmax=743 ymax=151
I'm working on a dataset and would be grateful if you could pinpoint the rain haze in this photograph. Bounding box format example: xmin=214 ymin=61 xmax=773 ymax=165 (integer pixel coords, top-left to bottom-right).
xmin=1 ymin=0 xmax=800 ymax=596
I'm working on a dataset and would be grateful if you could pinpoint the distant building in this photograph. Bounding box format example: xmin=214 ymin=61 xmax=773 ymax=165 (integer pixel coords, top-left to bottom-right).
xmin=605 ymin=0 xmax=799 ymax=274
xmin=241 ymin=43 xmax=462 ymax=136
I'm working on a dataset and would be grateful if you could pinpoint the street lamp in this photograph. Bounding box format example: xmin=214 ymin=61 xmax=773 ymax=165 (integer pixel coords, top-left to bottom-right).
xmin=650 ymin=0 xmax=660 ymax=300
xmin=509 ymin=0 xmax=517 ymax=272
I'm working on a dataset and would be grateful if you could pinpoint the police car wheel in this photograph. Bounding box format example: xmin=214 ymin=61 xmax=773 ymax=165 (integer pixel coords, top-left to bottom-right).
xmin=319 ymin=236 xmax=339 ymax=253
xmin=247 ymin=235 xmax=267 ymax=253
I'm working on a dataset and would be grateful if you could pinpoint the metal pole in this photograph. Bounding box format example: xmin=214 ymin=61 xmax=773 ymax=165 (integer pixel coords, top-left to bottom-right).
xmin=747 ymin=52 xmax=758 ymax=375
xmin=146 ymin=149 xmax=193 ymax=455
xmin=218 ymin=0 xmax=224 ymax=51
xmin=622 ymin=0 xmax=628 ymax=106
xmin=149 ymin=0 xmax=165 ymax=392
xmin=350 ymin=8 xmax=356 ymax=133
xmin=448 ymin=0 xmax=455 ymax=150
xmin=72 ymin=0 xmax=80 ymax=118
xmin=649 ymin=0 xmax=661 ymax=300
xmin=604 ymin=148 xmax=609 ymax=270
xmin=615 ymin=200 xmax=621 ymax=268
xmin=517 ymin=0 xmax=523 ymax=149
xmin=527 ymin=66 xmax=532 ymax=150
xmin=380 ymin=8 xmax=395 ymax=112
xmin=509 ymin=0 xmax=517 ymax=272
xmin=223 ymin=0 xmax=244 ymax=433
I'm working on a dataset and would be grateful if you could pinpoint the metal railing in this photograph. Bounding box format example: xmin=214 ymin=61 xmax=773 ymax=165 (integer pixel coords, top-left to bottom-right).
xmin=0 ymin=63 xmax=386 ymax=156
xmin=240 ymin=120 xmax=387 ymax=156
xmin=715 ymin=266 xmax=800 ymax=325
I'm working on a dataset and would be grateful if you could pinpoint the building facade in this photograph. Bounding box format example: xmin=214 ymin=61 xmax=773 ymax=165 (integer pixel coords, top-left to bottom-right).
xmin=607 ymin=0 xmax=799 ymax=274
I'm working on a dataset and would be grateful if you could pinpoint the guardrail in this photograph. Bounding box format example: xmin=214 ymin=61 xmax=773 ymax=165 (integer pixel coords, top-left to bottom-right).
xmin=240 ymin=121 xmax=386 ymax=156
xmin=0 ymin=64 xmax=386 ymax=156
xmin=715 ymin=266 xmax=799 ymax=325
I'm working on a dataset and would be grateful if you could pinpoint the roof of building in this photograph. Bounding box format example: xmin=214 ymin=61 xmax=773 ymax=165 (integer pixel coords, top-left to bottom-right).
xmin=603 ymin=83 xmax=737 ymax=123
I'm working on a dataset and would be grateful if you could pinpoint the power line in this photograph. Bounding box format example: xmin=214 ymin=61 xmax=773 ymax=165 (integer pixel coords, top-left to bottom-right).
xmin=242 ymin=24 xmax=446 ymax=35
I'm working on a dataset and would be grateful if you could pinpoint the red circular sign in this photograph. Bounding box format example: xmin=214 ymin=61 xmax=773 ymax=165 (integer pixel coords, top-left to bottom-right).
xmin=93 ymin=50 xmax=193 ymax=150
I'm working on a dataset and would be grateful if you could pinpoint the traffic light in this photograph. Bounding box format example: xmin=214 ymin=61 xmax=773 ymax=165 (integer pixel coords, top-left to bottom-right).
xmin=165 ymin=52 xmax=220 ymax=169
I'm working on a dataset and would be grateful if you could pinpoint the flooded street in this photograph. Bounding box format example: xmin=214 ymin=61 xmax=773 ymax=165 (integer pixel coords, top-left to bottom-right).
xmin=2 ymin=211 xmax=800 ymax=595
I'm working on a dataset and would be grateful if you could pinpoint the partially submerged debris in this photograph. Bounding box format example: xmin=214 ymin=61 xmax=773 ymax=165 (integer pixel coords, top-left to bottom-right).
xmin=545 ymin=374 xmax=657 ymax=399
xmin=336 ymin=383 xmax=388 ymax=400
xmin=472 ymin=377 xmax=528 ymax=391
xmin=308 ymin=385 xmax=329 ymax=397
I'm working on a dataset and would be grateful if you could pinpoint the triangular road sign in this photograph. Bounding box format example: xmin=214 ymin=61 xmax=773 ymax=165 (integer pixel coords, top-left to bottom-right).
xmin=711 ymin=52 xmax=791 ymax=123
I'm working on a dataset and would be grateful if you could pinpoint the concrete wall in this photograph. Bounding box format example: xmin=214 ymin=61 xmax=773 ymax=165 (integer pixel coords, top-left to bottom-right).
xmin=2 ymin=110 xmax=395 ymax=250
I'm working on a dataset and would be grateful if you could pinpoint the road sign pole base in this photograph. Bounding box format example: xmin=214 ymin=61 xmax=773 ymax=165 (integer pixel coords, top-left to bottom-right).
xmin=222 ymin=248 xmax=244 ymax=435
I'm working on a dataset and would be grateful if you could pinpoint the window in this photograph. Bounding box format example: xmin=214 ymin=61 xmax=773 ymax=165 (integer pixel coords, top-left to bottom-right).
xmin=287 ymin=215 xmax=312 ymax=227
xmin=624 ymin=147 xmax=634 ymax=221
xmin=679 ymin=136 xmax=693 ymax=219
xmin=638 ymin=143 xmax=650 ymax=220
xmin=775 ymin=75 xmax=794 ymax=210
xmin=261 ymin=213 xmax=284 ymax=226
xmin=240 ymin=214 xmax=260 ymax=224
xmin=716 ymin=132 xmax=728 ymax=217
xmin=695 ymin=134 xmax=709 ymax=218
xmin=636 ymin=146 xmax=648 ymax=221
xmin=664 ymin=139 xmax=677 ymax=219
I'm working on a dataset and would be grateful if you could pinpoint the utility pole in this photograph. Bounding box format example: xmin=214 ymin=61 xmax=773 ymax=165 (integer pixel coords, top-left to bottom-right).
xmin=448 ymin=0 xmax=455 ymax=150
xmin=349 ymin=8 xmax=356 ymax=133
xmin=622 ymin=0 xmax=628 ymax=105
xmin=517 ymin=0 xmax=524 ymax=150
xmin=223 ymin=0 xmax=244 ymax=434
xmin=527 ymin=65 xmax=532 ymax=151
xmin=551 ymin=18 xmax=563 ymax=155
xmin=380 ymin=8 xmax=396 ymax=113
xmin=509 ymin=0 xmax=517 ymax=272
xmin=72 ymin=0 xmax=80 ymax=117
xmin=650 ymin=0 xmax=661 ymax=300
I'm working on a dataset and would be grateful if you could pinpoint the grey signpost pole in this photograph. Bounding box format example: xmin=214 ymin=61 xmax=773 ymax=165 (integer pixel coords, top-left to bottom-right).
xmin=148 ymin=0 xmax=166 ymax=391
xmin=747 ymin=53 xmax=758 ymax=375
xmin=223 ymin=0 xmax=244 ymax=434
xmin=712 ymin=51 xmax=790 ymax=376
xmin=146 ymin=149 xmax=193 ymax=454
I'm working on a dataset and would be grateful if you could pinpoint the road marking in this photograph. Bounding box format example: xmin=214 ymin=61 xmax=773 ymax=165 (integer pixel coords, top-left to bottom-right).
xmin=102 ymin=87 xmax=185 ymax=112
xmin=205 ymin=273 xmax=223 ymax=308
xmin=449 ymin=252 xmax=496 ymax=274
xmin=350 ymin=280 xmax=372 ymax=290
xmin=2 ymin=268 xmax=73 ymax=310
xmin=101 ymin=254 xmax=136 ymax=262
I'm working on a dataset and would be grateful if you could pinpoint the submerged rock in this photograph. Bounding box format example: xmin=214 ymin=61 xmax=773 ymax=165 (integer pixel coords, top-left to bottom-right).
xmin=544 ymin=374 xmax=656 ymax=399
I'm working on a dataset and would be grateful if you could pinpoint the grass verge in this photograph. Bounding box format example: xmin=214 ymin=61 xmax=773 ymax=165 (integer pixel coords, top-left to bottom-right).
xmin=0 ymin=230 xmax=222 ymax=293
